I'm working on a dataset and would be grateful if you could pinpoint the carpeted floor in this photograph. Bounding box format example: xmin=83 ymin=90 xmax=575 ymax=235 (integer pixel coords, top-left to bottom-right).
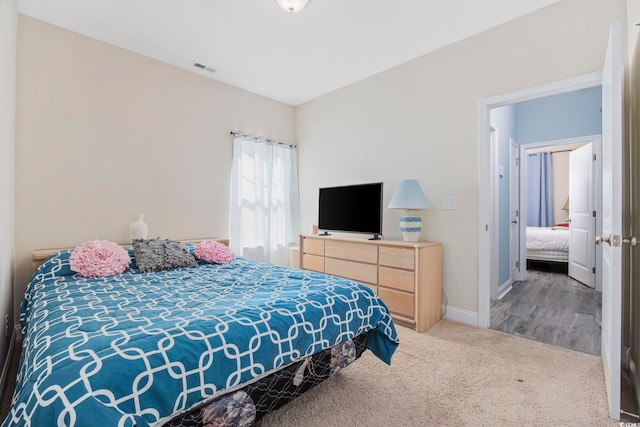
xmin=1 ymin=320 xmax=637 ymax=425
xmin=261 ymin=320 xmax=636 ymax=426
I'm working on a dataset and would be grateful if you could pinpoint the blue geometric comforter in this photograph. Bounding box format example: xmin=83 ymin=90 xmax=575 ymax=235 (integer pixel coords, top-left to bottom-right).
xmin=3 ymin=249 xmax=398 ymax=426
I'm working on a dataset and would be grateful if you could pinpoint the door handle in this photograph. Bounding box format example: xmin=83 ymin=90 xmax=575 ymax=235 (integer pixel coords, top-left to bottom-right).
xmin=511 ymin=220 xmax=518 ymax=224
xmin=599 ymin=235 xmax=639 ymax=247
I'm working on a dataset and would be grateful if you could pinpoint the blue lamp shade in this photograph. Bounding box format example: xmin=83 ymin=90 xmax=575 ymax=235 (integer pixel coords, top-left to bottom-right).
xmin=387 ymin=179 xmax=430 ymax=209
xmin=388 ymin=179 xmax=430 ymax=242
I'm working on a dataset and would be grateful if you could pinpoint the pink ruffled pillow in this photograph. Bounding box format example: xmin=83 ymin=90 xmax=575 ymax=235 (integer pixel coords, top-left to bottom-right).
xmin=194 ymin=240 xmax=235 ymax=264
xmin=70 ymin=240 xmax=131 ymax=278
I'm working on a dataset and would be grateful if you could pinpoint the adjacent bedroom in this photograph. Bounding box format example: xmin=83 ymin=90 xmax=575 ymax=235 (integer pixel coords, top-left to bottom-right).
xmin=489 ymin=87 xmax=603 ymax=356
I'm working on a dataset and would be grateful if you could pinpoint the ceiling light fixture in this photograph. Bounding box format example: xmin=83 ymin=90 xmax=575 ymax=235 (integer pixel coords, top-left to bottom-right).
xmin=276 ymin=0 xmax=310 ymax=13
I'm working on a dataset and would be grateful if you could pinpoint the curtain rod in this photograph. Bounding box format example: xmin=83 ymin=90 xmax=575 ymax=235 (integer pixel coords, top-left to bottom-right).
xmin=230 ymin=131 xmax=296 ymax=148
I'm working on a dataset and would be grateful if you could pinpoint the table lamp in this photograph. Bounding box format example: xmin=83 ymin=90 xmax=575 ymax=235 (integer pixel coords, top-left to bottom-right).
xmin=388 ymin=179 xmax=431 ymax=242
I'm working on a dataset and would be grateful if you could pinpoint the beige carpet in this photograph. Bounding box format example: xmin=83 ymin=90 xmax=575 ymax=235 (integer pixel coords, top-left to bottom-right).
xmin=261 ymin=320 xmax=619 ymax=426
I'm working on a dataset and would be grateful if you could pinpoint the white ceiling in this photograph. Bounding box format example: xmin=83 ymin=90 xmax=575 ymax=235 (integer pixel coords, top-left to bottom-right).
xmin=17 ymin=0 xmax=560 ymax=106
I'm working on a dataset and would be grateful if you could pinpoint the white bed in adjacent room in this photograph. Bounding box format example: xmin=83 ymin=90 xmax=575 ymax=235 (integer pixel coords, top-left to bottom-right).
xmin=526 ymin=226 xmax=570 ymax=263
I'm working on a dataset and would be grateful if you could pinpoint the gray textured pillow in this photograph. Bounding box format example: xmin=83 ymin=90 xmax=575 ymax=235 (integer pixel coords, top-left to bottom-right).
xmin=132 ymin=238 xmax=197 ymax=273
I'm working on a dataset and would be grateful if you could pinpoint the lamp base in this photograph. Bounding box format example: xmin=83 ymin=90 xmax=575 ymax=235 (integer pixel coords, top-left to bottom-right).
xmin=399 ymin=215 xmax=422 ymax=242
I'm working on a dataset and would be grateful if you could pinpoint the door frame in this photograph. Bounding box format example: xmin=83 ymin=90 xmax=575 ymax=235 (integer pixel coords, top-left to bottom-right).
xmin=509 ymin=138 xmax=520 ymax=285
xmin=478 ymin=71 xmax=602 ymax=328
xmin=490 ymin=126 xmax=500 ymax=300
xmin=517 ymin=136 xmax=602 ymax=291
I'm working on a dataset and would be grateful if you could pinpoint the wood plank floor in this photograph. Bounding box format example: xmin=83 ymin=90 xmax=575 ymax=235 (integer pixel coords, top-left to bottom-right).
xmin=490 ymin=269 xmax=601 ymax=355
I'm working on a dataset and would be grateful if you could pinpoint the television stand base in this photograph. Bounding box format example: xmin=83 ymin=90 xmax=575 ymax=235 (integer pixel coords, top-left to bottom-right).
xmin=369 ymin=234 xmax=382 ymax=240
xmin=319 ymin=232 xmax=331 ymax=236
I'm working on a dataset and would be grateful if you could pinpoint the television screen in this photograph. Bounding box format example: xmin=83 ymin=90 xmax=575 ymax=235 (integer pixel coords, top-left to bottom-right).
xmin=318 ymin=182 xmax=383 ymax=236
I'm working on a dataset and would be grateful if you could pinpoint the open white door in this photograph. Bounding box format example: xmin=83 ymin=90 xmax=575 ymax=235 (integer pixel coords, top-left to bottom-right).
xmin=568 ymin=143 xmax=595 ymax=287
xmin=598 ymin=21 xmax=623 ymax=421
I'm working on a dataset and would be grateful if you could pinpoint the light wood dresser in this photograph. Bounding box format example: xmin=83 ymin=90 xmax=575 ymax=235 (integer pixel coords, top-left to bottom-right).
xmin=299 ymin=235 xmax=442 ymax=332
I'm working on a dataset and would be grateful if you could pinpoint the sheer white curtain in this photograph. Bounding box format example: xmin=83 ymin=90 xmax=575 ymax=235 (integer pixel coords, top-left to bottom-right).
xmin=230 ymin=136 xmax=300 ymax=266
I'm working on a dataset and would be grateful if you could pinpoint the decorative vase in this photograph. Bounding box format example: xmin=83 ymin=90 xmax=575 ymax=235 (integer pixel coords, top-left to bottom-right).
xmin=129 ymin=214 xmax=148 ymax=241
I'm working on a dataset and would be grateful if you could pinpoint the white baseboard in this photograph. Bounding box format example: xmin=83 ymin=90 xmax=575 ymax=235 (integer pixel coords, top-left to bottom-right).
xmin=498 ymin=279 xmax=512 ymax=300
xmin=0 ymin=325 xmax=20 ymax=401
xmin=442 ymin=305 xmax=479 ymax=326
xmin=626 ymin=347 xmax=640 ymax=414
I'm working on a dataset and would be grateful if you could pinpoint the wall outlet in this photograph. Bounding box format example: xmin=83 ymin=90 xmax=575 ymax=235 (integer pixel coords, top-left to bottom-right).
xmin=442 ymin=197 xmax=457 ymax=210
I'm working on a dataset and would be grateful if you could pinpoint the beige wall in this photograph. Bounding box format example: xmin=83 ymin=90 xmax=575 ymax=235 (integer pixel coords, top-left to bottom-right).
xmin=14 ymin=16 xmax=295 ymax=320
xmin=0 ymin=0 xmax=17 ymax=375
xmin=552 ymin=151 xmax=569 ymax=224
xmin=296 ymin=0 xmax=626 ymax=315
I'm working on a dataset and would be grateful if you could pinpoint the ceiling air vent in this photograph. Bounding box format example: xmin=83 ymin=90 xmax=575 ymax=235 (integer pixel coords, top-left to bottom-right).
xmin=192 ymin=62 xmax=216 ymax=74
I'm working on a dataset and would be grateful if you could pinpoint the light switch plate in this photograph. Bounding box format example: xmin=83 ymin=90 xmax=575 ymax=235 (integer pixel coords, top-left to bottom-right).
xmin=442 ymin=196 xmax=457 ymax=210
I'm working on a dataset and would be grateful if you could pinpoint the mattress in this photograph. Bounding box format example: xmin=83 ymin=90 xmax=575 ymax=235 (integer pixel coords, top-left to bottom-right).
xmin=526 ymin=226 xmax=570 ymax=251
xmin=3 ymin=248 xmax=398 ymax=426
xmin=525 ymin=249 xmax=569 ymax=263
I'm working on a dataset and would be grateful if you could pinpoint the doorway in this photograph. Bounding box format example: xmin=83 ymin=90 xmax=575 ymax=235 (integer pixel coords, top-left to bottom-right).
xmin=479 ymin=23 xmax=625 ymax=420
xmin=489 ymin=133 xmax=602 ymax=355
xmin=517 ymin=136 xmax=602 ymax=290
xmin=478 ymin=71 xmax=603 ymax=328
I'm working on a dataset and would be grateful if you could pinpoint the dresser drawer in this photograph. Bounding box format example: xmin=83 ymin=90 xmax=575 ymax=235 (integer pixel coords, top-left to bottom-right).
xmin=379 ymin=266 xmax=414 ymax=293
xmin=359 ymin=283 xmax=378 ymax=295
xmin=325 ymin=240 xmax=378 ymax=263
xmin=302 ymin=254 xmax=324 ymax=272
xmin=379 ymin=246 xmax=414 ymax=270
xmin=378 ymin=288 xmax=414 ymax=318
xmin=325 ymin=258 xmax=377 ymax=284
xmin=303 ymin=238 xmax=325 ymax=256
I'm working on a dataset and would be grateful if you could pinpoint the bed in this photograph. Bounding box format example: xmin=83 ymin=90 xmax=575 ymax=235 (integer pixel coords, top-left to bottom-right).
xmin=526 ymin=226 xmax=570 ymax=271
xmin=3 ymin=241 xmax=398 ymax=426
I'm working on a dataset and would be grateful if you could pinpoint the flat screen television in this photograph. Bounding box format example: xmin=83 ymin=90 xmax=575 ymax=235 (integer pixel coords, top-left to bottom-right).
xmin=318 ymin=182 xmax=383 ymax=240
